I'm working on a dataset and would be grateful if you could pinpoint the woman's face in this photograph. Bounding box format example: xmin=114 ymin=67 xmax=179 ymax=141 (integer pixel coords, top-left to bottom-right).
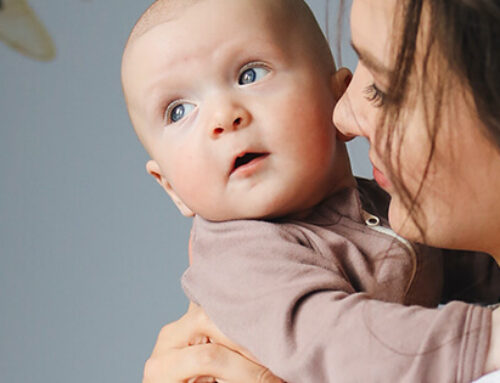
xmin=334 ymin=0 xmax=500 ymax=255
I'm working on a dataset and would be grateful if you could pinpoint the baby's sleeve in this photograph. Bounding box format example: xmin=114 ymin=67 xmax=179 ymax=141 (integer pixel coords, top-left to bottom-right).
xmin=182 ymin=218 xmax=491 ymax=383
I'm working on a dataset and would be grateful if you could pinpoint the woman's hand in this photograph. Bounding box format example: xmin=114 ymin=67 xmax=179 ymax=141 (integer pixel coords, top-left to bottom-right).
xmin=143 ymin=303 xmax=284 ymax=383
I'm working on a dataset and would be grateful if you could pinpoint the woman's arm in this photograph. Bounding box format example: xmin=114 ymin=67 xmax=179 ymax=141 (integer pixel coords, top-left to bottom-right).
xmin=142 ymin=303 xmax=284 ymax=383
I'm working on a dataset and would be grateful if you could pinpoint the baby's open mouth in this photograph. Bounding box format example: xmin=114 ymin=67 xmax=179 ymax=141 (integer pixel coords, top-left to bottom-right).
xmin=232 ymin=152 xmax=269 ymax=173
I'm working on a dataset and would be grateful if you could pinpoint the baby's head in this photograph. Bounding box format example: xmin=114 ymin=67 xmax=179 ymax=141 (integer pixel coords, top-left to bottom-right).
xmin=122 ymin=0 xmax=352 ymax=221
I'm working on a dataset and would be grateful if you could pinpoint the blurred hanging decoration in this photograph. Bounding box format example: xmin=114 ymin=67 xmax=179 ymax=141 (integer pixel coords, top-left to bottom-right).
xmin=0 ymin=0 xmax=56 ymax=61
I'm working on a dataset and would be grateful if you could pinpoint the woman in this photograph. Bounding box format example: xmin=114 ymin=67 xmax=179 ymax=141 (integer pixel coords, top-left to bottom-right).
xmin=142 ymin=0 xmax=500 ymax=381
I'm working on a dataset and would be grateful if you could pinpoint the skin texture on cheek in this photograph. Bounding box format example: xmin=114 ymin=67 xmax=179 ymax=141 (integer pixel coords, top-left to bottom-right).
xmin=388 ymin=74 xmax=500 ymax=255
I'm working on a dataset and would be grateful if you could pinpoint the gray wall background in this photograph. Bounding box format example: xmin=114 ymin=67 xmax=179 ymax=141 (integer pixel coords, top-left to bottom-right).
xmin=0 ymin=1 xmax=368 ymax=382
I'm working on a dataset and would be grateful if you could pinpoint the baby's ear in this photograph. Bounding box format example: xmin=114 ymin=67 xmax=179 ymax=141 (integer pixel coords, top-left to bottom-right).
xmin=146 ymin=160 xmax=195 ymax=217
xmin=331 ymin=67 xmax=352 ymax=102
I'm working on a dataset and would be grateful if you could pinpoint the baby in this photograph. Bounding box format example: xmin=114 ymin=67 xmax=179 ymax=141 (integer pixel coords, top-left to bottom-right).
xmin=122 ymin=0 xmax=498 ymax=381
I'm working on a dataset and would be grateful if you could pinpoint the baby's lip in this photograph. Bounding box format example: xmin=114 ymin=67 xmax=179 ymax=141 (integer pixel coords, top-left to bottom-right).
xmin=230 ymin=151 xmax=269 ymax=175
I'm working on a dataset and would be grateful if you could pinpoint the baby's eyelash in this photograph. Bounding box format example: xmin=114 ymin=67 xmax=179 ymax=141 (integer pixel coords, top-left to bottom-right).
xmin=237 ymin=61 xmax=271 ymax=85
xmin=239 ymin=61 xmax=270 ymax=73
xmin=163 ymin=99 xmax=196 ymax=124
xmin=363 ymin=83 xmax=386 ymax=107
xmin=164 ymin=100 xmax=181 ymax=123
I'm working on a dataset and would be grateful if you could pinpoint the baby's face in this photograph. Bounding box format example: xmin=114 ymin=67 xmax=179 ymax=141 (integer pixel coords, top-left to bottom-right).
xmin=123 ymin=0 xmax=348 ymax=221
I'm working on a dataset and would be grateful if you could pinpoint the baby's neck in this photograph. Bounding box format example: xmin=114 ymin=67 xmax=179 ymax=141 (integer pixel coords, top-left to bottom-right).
xmin=280 ymin=174 xmax=357 ymax=221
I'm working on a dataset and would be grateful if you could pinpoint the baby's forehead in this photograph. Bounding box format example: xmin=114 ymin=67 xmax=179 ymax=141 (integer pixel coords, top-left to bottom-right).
xmin=129 ymin=0 xmax=201 ymax=44
xmin=130 ymin=0 xmax=297 ymax=44
xmin=123 ymin=0 xmax=334 ymax=89
xmin=126 ymin=0 xmax=302 ymax=67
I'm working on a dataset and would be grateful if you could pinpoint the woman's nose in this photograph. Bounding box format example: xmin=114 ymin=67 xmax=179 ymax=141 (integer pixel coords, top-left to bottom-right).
xmin=209 ymin=102 xmax=252 ymax=138
xmin=333 ymin=66 xmax=374 ymax=142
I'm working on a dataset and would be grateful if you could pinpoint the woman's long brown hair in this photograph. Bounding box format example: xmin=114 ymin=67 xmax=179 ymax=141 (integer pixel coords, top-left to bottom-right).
xmin=338 ymin=0 xmax=500 ymax=241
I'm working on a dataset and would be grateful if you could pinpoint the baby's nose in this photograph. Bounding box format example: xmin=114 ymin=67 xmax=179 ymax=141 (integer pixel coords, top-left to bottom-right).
xmin=210 ymin=105 xmax=251 ymax=138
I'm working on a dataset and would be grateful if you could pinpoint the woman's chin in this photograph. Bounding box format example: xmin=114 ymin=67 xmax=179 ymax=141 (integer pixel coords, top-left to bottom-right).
xmin=388 ymin=199 xmax=423 ymax=243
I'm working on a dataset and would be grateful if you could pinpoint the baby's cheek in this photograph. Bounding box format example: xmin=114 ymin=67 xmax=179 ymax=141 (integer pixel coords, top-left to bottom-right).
xmin=172 ymin=155 xmax=215 ymax=208
xmin=172 ymin=160 xmax=198 ymax=195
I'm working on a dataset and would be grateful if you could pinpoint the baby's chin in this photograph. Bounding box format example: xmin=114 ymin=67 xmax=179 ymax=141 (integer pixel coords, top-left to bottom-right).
xmin=197 ymin=200 xmax=293 ymax=222
xmin=200 ymin=208 xmax=280 ymax=223
xmin=206 ymin=200 xmax=322 ymax=223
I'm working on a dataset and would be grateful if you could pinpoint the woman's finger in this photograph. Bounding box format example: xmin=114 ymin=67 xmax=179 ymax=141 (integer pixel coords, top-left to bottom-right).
xmin=151 ymin=303 xmax=251 ymax=360
xmin=143 ymin=343 xmax=284 ymax=383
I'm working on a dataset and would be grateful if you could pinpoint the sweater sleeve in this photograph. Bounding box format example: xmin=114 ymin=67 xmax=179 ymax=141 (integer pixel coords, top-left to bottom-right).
xmin=182 ymin=219 xmax=491 ymax=383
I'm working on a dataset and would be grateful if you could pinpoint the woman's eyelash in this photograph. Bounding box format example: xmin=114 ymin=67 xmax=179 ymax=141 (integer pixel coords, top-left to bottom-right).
xmin=364 ymin=83 xmax=386 ymax=107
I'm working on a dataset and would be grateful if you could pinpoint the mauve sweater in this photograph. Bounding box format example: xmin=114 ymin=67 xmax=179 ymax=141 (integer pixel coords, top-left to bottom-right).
xmin=182 ymin=178 xmax=500 ymax=382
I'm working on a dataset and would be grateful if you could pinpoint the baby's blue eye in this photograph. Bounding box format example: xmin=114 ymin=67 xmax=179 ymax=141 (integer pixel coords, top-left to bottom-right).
xmin=238 ymin=66 xmax=270 ymax=85
xmin=166 ymin=102 xmax=195 ymax=123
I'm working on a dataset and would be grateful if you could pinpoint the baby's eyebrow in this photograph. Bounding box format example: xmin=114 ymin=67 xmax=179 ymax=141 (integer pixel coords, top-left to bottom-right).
xmin=351 ymin=41 xmax=393 ymax=77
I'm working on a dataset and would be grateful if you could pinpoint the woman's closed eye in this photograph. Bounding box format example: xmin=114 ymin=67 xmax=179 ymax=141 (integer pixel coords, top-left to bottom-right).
xmin=364 ymin=83 xmax=386 ymax=107
xmin=238 ymin=63 xmax=270 ymax=85
xmin=164 ymin=101 xmax=196 ymax=124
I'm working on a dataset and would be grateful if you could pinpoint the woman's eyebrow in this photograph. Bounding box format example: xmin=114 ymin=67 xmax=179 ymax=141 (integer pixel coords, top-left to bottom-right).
xmin=350 ymin=41 xmax=392 ymax=77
